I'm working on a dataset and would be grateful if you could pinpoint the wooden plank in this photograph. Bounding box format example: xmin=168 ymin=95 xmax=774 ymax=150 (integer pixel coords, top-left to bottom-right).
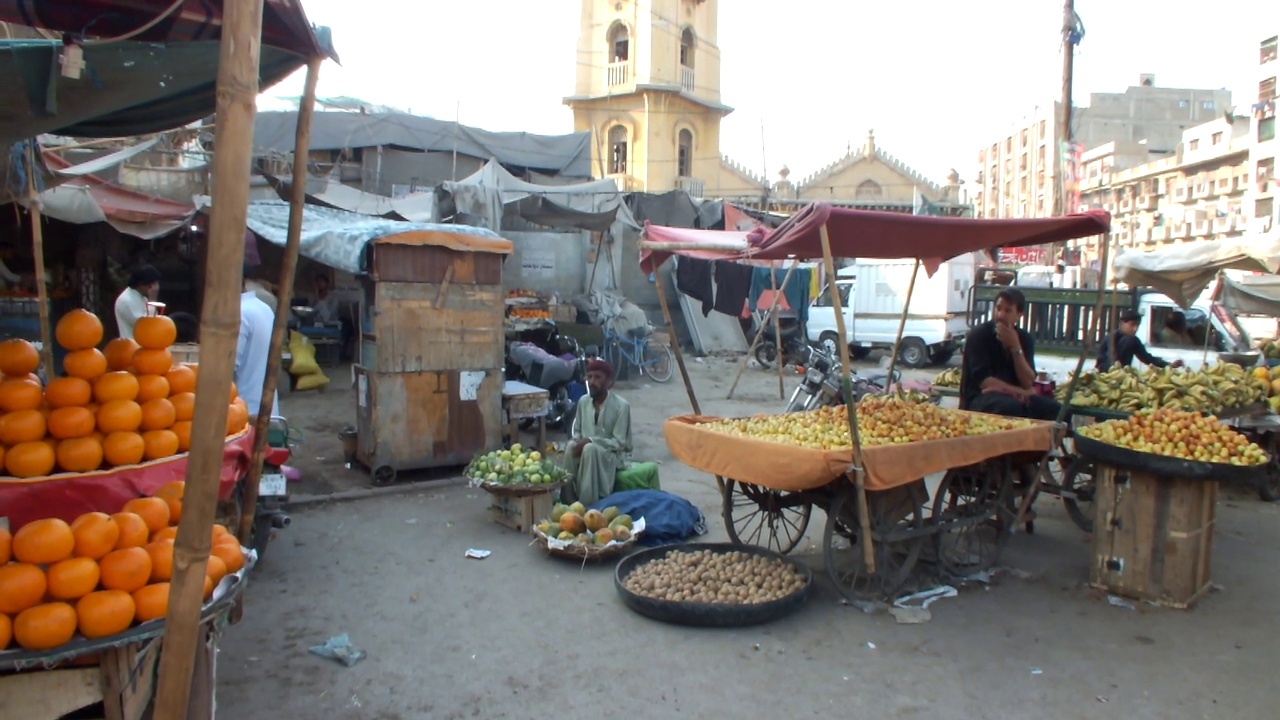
xmin=374 ymin=282 xmax=504 ymax=373
xmin=372 ymin=245 xmax=501 ymax=285
xmin=0 ymin=667 xmax=103 ymax=720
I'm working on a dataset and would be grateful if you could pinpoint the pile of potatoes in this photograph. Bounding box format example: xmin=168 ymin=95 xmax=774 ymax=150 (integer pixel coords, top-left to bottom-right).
xmin=623 ymin=549 xmax=806 ymax=605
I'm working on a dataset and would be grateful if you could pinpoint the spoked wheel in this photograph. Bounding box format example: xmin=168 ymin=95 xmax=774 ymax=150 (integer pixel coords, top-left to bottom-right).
xmin=642 ymin=339 xmax=675 ymax=383
xmin=931 ymin=462 xmax=1013 ymax=578
xmin=823 ymin=481 xmax=927 ymax=602
xmin=1258 ymin=433 xmax=1280 ymax=502
xmin=753 ymin=342 xmax=777 ymax=370
xmin=1059 ymin=455 xmax=1097 ymax=532
xmin=722 ymin=480 xmax=812 ymax=555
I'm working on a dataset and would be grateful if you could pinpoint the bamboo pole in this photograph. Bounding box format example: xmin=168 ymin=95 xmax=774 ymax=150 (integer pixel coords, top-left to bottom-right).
xmin=819 ymin=225 xmax=875 ymax=572
xmin=884 ymin=259 xmax=922 ymax=388
xmin=23 ymin=143 xmax=55 ymax=378
xmin=237 ymin=56 xmax=322 ymax=547
xmin=770 ymin=261 xmax=785 ymax=399
xmin=153 ymin=0 xmax=265 ymax=715
xmin=726 ymin=261 xmax=799 ymax=399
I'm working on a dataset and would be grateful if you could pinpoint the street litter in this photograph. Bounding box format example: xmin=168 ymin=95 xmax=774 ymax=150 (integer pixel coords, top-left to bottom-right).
xmin=1107 ymin=595 xmax=1136 ymax=610
xmin=308 ymin=634 xmax=367 ymax=668
xmin=1030 ymin=667 xmax=1043 ymax=676
xmin=465 ymin=548 xmax=492 ymax=559
xmin=888 ymin=585 xmax=957 ymax=623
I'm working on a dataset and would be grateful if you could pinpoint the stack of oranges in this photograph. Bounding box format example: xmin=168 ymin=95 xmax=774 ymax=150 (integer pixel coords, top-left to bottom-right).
xmin=0 ymin=481 xmax=246 ymax=651
xmin=0 ymin=308 xmax=250 ymax=478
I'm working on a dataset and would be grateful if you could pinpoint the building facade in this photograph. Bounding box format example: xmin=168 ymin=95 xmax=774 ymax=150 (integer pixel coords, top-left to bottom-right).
xmin=1251 ymin=35 xmax=1277 ymax=238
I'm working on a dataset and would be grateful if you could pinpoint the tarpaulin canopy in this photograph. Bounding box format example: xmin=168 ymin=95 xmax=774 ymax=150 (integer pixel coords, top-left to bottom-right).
xmin=254 ymin=112 xmax=592 ymax=178
xmin=229 ymin=200 xmax=509 ymax=275
xmin=263 ymin=173 xmax=437 ymax=222
xmin=25 ymin=151 xmax=197 ymax=239
xmin=639 ymin=201 xmax=1111 ymax=274
xmin=1113 ymin=235 xmax=1280 ymax=309
xmin=1219 ymin=274 xmax=1280 ymax=317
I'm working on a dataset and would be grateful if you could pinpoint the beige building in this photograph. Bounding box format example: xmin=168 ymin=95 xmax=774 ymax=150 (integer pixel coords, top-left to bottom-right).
xmin=1250 ymin=35 xmax=1277 ymax=238
xmin=565 ymin=0 xmax=962 ymax=213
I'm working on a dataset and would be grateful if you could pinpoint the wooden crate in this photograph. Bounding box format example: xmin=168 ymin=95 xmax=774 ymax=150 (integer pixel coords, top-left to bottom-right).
xmin=552 ymin=303 xmax=577 ymax=323
xmin=488 ymin=492 xmax=555 ymax=532
xmin=1090 ymin=464 xmax=1216 ymax=609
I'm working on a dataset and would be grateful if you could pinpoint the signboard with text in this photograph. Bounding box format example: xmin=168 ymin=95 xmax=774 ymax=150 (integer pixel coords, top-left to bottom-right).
xmin=997 ymin=246 xmax=1049 ymax=266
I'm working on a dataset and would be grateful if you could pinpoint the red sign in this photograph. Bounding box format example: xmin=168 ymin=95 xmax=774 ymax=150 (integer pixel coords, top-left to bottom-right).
xmin=997 ymin=247 xmax=1048 ymax=265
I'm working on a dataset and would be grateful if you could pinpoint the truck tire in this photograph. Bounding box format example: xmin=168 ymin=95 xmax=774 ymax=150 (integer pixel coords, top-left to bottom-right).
xmin=850 ymin=346 xmax=871 ymax=360
xmin=898 ymin=338 xmax=929 ymax=368
xmin=818 ymin=332 xmax=841 ymax=360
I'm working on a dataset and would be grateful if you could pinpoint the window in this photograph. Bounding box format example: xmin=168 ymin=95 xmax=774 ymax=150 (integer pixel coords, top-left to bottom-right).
xmin=677 ymin=128 xmax=693 ymax=177
xmin=1261 ymin=117 xmax=1277 ymax=143
xmin=1189 ymin=139 xmax=1200 ymax=151
xmin=608 ymin=125 xmax=628 ymax=174
xmin=1212 ymin=132 xmax=1223 ymax=145
xmin=1039 ymin=119 xmax=1047 ymax=136
xmin=813 ymin=282 xmax=853 ymax=307
xmin=1263 ymin=37 xmax=1278 ymax=65
xmin=608 ymin=23 xmax=629 ymax=62
xmin=1178 ymin=100 xmax=1190 ymax=109
xmin=1262 ymin=77 xmax=1277 ymax=102
xmin=1201 ymin=101 xmax=1215 ymax=111
xmin=1258 ymin=198 xmax=1275 ymax=219
xmin=855 ymin=180 xmax=882 ymax=200
xmin=679 ymin=28 xmax=695 ymax=68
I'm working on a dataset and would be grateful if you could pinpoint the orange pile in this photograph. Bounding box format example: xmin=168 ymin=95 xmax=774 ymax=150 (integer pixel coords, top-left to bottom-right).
xmin=0 ymin=308 xmax=250 ymax=478
xmin=0 ymin=481 xmax=247 ymax=651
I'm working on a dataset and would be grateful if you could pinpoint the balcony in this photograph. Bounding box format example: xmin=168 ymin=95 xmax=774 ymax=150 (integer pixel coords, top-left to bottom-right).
xmin=605 ymin=173 xmax=638 ymax=191
xmin=1135 ymin=195 xmax=1152 ymax=209
xmin=1234 ymin=175 xmax=1250 ymax=192
xmin=1192 ymin=183 xmax=1212 ymax=200
xmin=1215 ymin=176 xmax=1233 ymax=194
xmin=680 ymin=65 xmax=695 ymax=93
xmin=1213 ymin=215 xmax=1234 ymax=234
xmin=1173 ymin=185 xmax=1189 ymax=201
xmin=1152 ymin=224 xmax=1171 ymax=241
xmin=1119 ymin=196 xmax=1134 ymax=212
xmin=1192 ymin=218 xmax=1212 ymax=236
xmin=1172 ymin=222 xmax=1189 ymax=238
xmin=675 ymin=176 xmax=704 ymax=197
xmin=606 ymin=60 xmax=631 ymax=89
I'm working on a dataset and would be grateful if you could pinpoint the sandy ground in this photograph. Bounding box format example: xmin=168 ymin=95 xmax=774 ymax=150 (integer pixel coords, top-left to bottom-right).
xmin=216 ymin=354 xmax=1280 ymax=719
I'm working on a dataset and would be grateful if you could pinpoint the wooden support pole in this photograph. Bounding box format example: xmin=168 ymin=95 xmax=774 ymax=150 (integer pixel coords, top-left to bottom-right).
xmin=819 ymin=225 xmax=874 ymax=572
xmin=24 ymin=144 xmax=55 ymax=378
xmin=770 ymin=261 xmax=785 ymax=399
xmin=237 ymin=56 xmax=322 ymax=547
xmin=727 ymin=261 xmax=800 ymax=399
xmin=153 ymin=0 xmax=264 ymax=716
xmin=884 ymin=259 xmax=921 ymax=387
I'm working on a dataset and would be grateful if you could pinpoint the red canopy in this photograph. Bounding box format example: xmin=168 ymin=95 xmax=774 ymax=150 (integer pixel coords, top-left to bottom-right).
xmin=639 ymin=202 xmax=1111 ymax=274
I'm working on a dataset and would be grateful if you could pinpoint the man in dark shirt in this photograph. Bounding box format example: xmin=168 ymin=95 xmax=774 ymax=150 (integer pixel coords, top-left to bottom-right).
xmin=1096 ymin=309 xmax=1184 ymax=370
xmin=961 ymin=289 xmax=1061 ymax=421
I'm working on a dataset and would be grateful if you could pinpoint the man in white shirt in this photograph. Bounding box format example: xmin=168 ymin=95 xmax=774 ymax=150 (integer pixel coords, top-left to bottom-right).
xmin=114 ymin=265 xmax=161 ymax=339
xmin=236 ymin=280 xmax=279 ymax=418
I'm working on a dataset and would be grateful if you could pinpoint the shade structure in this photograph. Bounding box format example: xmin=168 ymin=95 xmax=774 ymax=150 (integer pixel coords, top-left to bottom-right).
xmin=1113 ymin=235 xmax=1280 ymax=309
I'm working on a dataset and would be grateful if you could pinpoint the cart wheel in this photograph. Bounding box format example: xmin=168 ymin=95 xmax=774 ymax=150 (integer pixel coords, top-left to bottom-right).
xmin=722 ymin=480 xmax=812 ymax=555
xmin=931 ymin=462 xmax=1012 ymax=577
xmin=823 ymin=482 xmax=926 ymax=602
xmin=1059 ymin=456 xmax=1097 ymax=532
xmin=372 ymin=465 xmax=397 ymax=486
xmin=1259 ymin=434 xmax=1280 ymax=502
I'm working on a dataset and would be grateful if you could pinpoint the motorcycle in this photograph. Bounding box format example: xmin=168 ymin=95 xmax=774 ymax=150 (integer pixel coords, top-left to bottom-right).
xmin=753 ymin=318 xmax=811 ymax=370
xmin=505 ymin=336 xmax=587 ymax=430
xmin=784 ymin=345 xmax=900 ymax=413
xmin=241 ymin=415 xmax=296 ymax=561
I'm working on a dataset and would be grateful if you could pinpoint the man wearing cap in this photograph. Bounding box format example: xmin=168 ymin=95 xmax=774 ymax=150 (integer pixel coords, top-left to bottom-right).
xmin=1097 ymin=309 xmax=1183 ymax=370
xmin=565 ymin=359 xmax=648 ymax=505
xmin=114 ymin=265 xmax=161 ymax=340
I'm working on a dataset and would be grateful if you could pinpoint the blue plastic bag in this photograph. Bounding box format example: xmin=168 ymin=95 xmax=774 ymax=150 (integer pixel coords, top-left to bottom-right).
xmin=590 ymin=490 xmax=707 ymax=546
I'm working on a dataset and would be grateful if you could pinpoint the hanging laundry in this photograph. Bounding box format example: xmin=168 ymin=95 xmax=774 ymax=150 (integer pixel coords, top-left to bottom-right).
xmin=748 ymin=267 xmax=812 ymax=323
xmin=712 ymin=261 xmax=753 ymax=317
xmin=675 ymin=257 xmax=715 ymax=316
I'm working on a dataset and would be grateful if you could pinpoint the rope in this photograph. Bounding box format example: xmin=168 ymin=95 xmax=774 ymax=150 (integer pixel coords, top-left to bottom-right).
xmin=77 ymin=0 xmax=187 ymax=46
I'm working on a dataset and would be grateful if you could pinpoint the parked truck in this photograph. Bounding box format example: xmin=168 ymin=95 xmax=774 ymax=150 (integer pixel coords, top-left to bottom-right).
xmin=807 ymin=254 xmax=976 ymax=368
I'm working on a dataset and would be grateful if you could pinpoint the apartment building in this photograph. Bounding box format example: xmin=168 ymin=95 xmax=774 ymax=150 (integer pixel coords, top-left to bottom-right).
xmin=1250 ymin=35 xmax=1277 ymax=237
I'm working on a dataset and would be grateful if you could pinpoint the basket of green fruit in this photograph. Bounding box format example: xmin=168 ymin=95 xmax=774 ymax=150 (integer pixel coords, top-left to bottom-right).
xmin=531 ymin=502 xmax=646 ymax=561
xmin=467 ymin=444 xmax=568 ymax=497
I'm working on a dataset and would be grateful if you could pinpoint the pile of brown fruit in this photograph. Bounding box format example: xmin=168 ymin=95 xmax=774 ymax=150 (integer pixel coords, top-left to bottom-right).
xmin=622 ymin=549 xmax=805 ymax=605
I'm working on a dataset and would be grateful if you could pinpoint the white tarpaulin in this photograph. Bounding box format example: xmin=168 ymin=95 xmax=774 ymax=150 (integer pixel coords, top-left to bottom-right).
xmin=1219 ymin=274 xmax=1280 ymax=317
xmin=1114 ymin=236 xmax=1280 ymax=309
xmin=264 ymin=173 xmax=437 ymax=222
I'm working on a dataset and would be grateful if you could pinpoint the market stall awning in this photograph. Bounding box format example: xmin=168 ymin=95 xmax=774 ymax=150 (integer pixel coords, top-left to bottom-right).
xmin=1219 ymin=274 xmax=1280 ymax=317
xmin=29 ymin=152 xmax=197 ymax=239
xmin=264 ymin=173 xmax=437 ymax=222
xmin=1113 ymin=236 xmax=1280 ymax=309
xmin=639 ymin=202 xmax=1111 ymax=274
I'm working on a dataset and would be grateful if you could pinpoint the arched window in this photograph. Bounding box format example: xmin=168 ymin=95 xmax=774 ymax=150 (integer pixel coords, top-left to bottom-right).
xmin=679 ymin=28 xmax=695 ymax=68
xmin=677 ymin=129 xmax=693 ymax=177
xmin=608 ymin=125 xmax=628 ymax=175
xmin=856 ymin=180 xmax=883 ymax=200
xmin=607 ymin=22 xmax=630 ymax=62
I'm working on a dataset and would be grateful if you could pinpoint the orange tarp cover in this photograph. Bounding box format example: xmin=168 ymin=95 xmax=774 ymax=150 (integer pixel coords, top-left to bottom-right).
xmin=663 ymin=414 xmax=1054 ymax=491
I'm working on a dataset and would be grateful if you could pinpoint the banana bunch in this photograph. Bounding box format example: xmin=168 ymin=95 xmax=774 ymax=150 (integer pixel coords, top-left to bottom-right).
xmin=932 ymin=367 xmax=961 ymax=389
xmin=1057 ymin=363 xmax=1268 ymax=414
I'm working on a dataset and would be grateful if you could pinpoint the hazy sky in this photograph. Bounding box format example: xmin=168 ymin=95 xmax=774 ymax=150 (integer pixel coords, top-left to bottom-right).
xmin=260 ymin=0 xmax=1266 ymax=185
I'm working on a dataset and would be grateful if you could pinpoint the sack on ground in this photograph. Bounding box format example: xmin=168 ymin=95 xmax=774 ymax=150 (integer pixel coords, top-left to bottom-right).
xmin=589 ymin=489 xmax=706 ymax=546
xmin=295 ymin=373 xmax=330 ymax=391
xmin=289 ymin=332 xmax=321 ymax=377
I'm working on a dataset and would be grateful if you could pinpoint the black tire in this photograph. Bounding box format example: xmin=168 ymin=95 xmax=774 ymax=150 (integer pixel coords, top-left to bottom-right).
xmin=849 ymin=346 xmax=871 ymax=361
xmin=722 ymin=480 xmax=812 ymax=555
xmin=931 ymin=463 xmax=1012 ymax=577
xmin=250 ymin=513 xmax=272 ymax=564
xmin=1060 ymin=456 xmax=1097 ymax=532
xmin=373 ymin=465 xmax=397 ymax=486
xmin=818 ymin=332 xmax=841 ymax=360
xmin=930 ymin=350 xmax=955 ymax=365
xmin=823 ymin=482 xmax=925 ymax=602
xmin=897 ymin=338 xmax=930 ymax=369
xmin=754 ymin=341 xmax=778 ymax=370
xmin=1258 ymin=433 xmax=1280 ymax=502
xmin=642 ymin=339 xmax=675 ymax=383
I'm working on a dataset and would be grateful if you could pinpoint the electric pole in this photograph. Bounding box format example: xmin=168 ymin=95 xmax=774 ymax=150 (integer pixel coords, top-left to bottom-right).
xmin=1055 ymin=0 xmax=1078 ymax=263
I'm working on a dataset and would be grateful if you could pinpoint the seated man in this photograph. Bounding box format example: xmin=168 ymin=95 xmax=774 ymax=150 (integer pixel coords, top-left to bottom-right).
xmin=961 ymin=288 xmax=1060 ymax=421
xmin=563 ymin=359 xmax=658 ymax=505
xmin=1156 ymin=311 xmax=1195 ymax=347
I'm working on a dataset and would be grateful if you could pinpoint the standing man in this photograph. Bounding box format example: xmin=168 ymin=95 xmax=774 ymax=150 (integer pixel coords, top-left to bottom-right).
xmin=961 ymin=288 xmax=1060 ymax=420
xmin=236 ymin=277 xmax=279 ymax=419
xmin=564 ymin=359 xmax=632 ymax=505
xmin=1097 ymin=309 xmax=1184 ymax=370
xmin=114 ymin=265 xmax=161 ymax=340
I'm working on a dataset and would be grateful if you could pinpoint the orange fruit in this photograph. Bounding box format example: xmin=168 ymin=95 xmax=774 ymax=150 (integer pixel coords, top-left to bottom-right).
xmin=12 ymin=518 xmax=75 ymax=564
xmin=96 ymin=399 xmax=143 ymax=434
xmin=0 ymin=613 xmax=10 ymax=650
xmin=139 ymin=399 xmax=176 ymax=432
xmin=76 ymin=590 xmax=136 ymax=639
xmin=63 ymin=348 xmax=108 ymax=380
xmin=103 ymin=432 xmax=146 ymax=467
xmin=203 ymin=575 xmax=214 ymax=600
xmin=111 ymin=512 xmax=150 ymax=549
xmin=150 ymin=526 xmax=178 ymax=543
xmin=211 ymin=540 xmax=245 ymax=574
xmin=0 ymin=338 xmax=39 ymax=376
xmin=153 ymin=480 xmax=185 ymax=501
xmin=171 ymin=420 xmax=192 ymax=452
xmin=134 ymin=316 xmax=177 ymax=350
xmin=55 ymin=309 xmax=104 ymax=351
xmin=142 ymin=429 xmax=179 ymax=461
xmin=132 ymin=582 xmax=170 ymax=622
xmin=48 ymin=406 xmax=96 ymax=440
xmin=132 ymin=348 xmax=172 ymax=376
xmin=103 ymin=337 xmax=142 ymax=372
xmin=205 ymin=554 xmax=228 ymax=587
xmin=14 ymin=602 xmax=77 ymax=650
xmin=0 ymin=526 xmax=9 ymax=564
xmin=136 ymin=374 xmax=170 ymax=403
xmin=169 ymin=392 xmax=195 ymax=422
xmin=0 ymin=563 xmax=47 ymax=614
xmin=45 ymin=557 xmax=101 ymax=600
xmin=5 ymin=440 xmax=55 ymax=477
xmin=94 ymin=372 xmax=139 ymax=403
xmin=0 ymin=378 xmax=43 ymax=413
xmin=45 ymin=377 xmax=92 ymax=408
xmin=229 ymin=381 xmax=238 ymax=403
xmin=123 ymin=497 xmax=170 ymax=533
xmin=145 ymin=539 xmax=175 ymax=582
xmin=98 ymin=547 xmax=152 ymax=593
xmin=57 ymin=436 xmax=104 ymax=473
xmin=226 ymin=399 xmax=249 ymax=435
xmin=165 ymin=365 xmax=196 ymax=395
xmin=71 ymin=512 xmax=120 ymax=559
xmin=1 ymin=408 xmax=48 ymax=444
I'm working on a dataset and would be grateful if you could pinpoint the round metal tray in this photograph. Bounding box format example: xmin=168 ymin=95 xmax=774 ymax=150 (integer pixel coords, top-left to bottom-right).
xmin=614 ymin=543 xmax=813 ymax=628
xmin=1074 ymin=434 xmax=1268 ymax=484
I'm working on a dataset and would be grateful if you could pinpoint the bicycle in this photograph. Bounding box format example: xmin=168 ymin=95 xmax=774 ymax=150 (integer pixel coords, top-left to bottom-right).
xmin=602 ymin=325 xmax=675 ymax=383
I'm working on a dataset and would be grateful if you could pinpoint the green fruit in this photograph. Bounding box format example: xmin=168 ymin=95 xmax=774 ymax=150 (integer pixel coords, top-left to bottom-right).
xmin=602 ymin=506 xmax=620 ymax=523
xmin=536 ymin=521 xmax=553 ymax=535
xmin=550 ymin=504 xmax=568 ymax=522
xmin=557 ymin=531 xmax=575 ymax=540
xmin=576 ymin=532 xmax=593 ymax=544
xmin=511 ymin=443 xmax=523 ymax=453
xmin=613 ymin=527 xmax=632 ymax=542
xmin=609 ymin=514 xmax=633 ymax=530
xmin=485 ymin=472 xmax=498 ymax=483
xmin=569 ymin=501 xmax=586 ymax=515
